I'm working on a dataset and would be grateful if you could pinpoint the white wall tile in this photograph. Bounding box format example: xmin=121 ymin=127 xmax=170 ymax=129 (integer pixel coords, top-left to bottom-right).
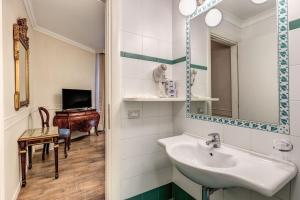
xmin=121 ymin=32 xmax=143 ymax=54
xmin=223 ymin=126 xmax=251 ymax=150
xmin=291 ymin=174 xmax=300 ymax=200
xmin=121 ymin=167 xmax=172 ymax=199
xmin=121 ymin=0 xmax=142 ymax=34
xmin=251 ymin=192 xmax=280 ymax=200
xmin=249 ymin=129 xmax=290 ymax=156
xmin=122 ymin=58 xmax=143 ymax=79
xmin=290 ymin=100 xmax=300 ymax=137
xmin=290 ymin=66 xmax=300 ymax=100
xmin=122 ymin=153 xmax=171 ymax=179
xmin=289 ymin=30 xmax=300 ymax=66
xmin=224 ymin=188 xmax=251 ymax=200
xmin=142 ymin=36 xmax=159 ymax=58
xmin=290 ymin=136 xmax=300 ymax=171
xmin=288 ymin=0 xmax=300 ymax=21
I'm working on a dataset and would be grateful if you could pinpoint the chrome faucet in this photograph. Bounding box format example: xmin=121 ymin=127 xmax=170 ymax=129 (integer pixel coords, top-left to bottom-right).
xmin=206 ymin=133 xmax=221 ymax=148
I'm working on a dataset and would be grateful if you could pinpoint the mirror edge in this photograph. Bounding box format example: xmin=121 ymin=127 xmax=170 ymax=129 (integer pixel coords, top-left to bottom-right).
xmin=185 ymin=0 xmax=290 ymax=134
xmin=13 ymin=18 xmax=30 ymax=111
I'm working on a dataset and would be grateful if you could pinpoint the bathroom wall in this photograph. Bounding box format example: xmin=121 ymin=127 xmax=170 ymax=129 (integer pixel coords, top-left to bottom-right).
xmin=172 ymin=0 xmax=300 ymax=200
xmin=120 ymin=0 xmax=174 ymax=198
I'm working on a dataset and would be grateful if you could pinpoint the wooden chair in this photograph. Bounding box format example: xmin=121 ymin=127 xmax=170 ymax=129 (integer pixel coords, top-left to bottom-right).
xmin=38 ymin=107 xmax=70 ymax=158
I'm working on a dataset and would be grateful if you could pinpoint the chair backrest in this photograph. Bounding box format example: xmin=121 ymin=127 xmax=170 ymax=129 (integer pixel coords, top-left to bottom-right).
xmin=38 ymin=107 xmax=50 ymax=128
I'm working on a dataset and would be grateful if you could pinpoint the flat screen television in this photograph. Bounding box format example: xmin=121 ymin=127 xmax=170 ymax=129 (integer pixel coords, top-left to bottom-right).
xmin=62 ymin=89 xmax=92 ymax=110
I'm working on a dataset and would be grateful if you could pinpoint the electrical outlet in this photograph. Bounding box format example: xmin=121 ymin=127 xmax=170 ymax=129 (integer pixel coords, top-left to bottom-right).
xmin=128 ymin=110 xmax=141 ymax=119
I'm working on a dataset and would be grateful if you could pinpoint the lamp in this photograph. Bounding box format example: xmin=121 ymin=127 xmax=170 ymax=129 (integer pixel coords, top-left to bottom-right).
xmin=205 ymin=8 xmax=223 ymax=27
xmin=179 ymin=0 xmax=197 ymax=16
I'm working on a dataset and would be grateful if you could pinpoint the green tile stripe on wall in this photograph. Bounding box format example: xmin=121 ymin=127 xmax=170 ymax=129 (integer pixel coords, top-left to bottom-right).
xmin=290 ymin=18 xmax=300 ymax=31
xmin=172 ymin=183 xmax=196 ymax=200
xmin=126 ymin=182 xmax=195 ymax=200
xmin=127 ymin=183 xmax=172 ymax=200
xmin=120 ymin=51 xmax=207 ymax=70
xmin=120 ymin=51 xmax=173 ymax=65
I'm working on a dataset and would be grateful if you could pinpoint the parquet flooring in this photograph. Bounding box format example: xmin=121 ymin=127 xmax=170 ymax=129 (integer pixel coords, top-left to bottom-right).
xmin=17 ymin=132 xmax=105 ymax=200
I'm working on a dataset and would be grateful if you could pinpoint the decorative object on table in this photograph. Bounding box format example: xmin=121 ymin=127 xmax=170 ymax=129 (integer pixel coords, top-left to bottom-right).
xmin=38 ymin=107 xmax=71 ymax=158
xmin=18 ymin=127 xmax=60 ymax=187
xmin=13 ymin=18 xmax=30 ymax=110
xmin=153 ymin=64 xmax=168 ymax=98
xmin=165 ymin=80 xmax=177 ymax=98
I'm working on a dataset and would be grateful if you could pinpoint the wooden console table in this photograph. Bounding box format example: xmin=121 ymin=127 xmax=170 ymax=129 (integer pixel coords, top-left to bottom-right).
xmin=18 ymin=127 xmax=59 ymax=187
xmin=53 ymin=109 xmax=100 ymax=136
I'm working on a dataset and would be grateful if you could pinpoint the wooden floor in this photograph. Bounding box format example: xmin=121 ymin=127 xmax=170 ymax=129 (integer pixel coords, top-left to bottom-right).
xmin=18 ymin=132 xmax=105 ymax=200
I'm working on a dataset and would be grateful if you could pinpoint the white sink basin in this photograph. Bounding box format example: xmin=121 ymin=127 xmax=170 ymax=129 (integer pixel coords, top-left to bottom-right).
xmin=159 ymin=133 xmax=297 ymax=197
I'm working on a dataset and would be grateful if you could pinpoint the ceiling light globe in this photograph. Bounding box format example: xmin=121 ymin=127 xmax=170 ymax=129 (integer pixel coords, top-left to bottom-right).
xmin=205 ymin=8 xmax=223 ymax=27
xmin=179 ymin=0 xmax=197 ymax=16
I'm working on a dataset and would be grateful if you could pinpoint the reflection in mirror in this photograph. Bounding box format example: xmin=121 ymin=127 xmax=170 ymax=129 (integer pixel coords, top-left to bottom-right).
xmin=190 ymin=0 xmax=278 ymax=124
xmin=19 ymin=44 xmax=26 ymax=102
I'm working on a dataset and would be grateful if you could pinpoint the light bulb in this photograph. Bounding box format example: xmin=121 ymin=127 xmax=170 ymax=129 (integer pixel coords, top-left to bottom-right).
xmin=205 ymin=8 xmax=223 ymax=27
xmin=179 ymin=0 xmax=197 ymax=16
xmin=251 ymin=0 xmax=268 ymax=4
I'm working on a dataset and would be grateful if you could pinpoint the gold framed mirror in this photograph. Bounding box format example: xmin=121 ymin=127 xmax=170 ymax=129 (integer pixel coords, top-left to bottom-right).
xmin=13 ymin=18 xmax=29 ymax=111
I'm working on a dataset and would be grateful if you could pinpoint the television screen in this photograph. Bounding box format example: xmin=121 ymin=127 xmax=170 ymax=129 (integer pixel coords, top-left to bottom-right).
xmin=62 ymin=89 xmax=92 ymax=110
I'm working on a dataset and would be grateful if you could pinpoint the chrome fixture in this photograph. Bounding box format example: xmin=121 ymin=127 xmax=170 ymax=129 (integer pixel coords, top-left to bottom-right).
xmin=206 ymin=133 xmax=221 ymax=148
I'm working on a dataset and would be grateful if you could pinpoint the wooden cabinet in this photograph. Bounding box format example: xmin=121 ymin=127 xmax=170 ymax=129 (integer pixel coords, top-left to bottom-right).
xmin=53 ymin=109 xmax=100 ymax=135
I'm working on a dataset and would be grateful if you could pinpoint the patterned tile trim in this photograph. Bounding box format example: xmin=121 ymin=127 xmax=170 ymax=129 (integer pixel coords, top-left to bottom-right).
xmin=126 ymin=182 xmax=194 ymax=200
xmin=290 ymin=18 xmax=300 ymax=30
xmin=185 ymin=0 xmax=290 ymax=134
xmin=120 ymin=51 xmax=207 ymax=70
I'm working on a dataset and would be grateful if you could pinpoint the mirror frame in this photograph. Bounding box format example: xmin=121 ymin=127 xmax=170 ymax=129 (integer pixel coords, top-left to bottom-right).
xmin=186 ymin=0 xmax=290 ymax=134
xmin=13 ymin=18 xmax=30 ymax=111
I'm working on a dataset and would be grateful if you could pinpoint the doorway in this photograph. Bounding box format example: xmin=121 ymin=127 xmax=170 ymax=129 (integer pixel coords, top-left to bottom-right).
xmin=210 ymin=35 xmax=239 ymax=118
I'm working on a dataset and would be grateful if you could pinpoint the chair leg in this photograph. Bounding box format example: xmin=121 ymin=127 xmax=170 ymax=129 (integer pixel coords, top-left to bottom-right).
xmin=46 ymin=143 xmax=50 ymax=154
xmin=42 ymin=144 xmax=46 ymax=160
xmin=68 ymin=136 xmax=71 ymax=150
xmin=64 ymin=138 xmax=68 ymax=158
xmin=95 ymin=126 xmax=99 ymax=136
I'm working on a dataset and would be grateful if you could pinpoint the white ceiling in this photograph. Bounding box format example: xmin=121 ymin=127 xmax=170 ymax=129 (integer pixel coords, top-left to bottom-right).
xmin=217 ymin=0 xmax=276 ymax=21
xmin=26 ymin=0 xmax=105 ymax=52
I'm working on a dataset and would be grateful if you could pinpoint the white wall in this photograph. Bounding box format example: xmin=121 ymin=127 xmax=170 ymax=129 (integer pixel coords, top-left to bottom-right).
xmin=30 ymin=30 xmax=96 ymax=128
xmin=171 ymin=1 xmax=300 ymax=200
xmin=2 ymin=0 xmax=33 ymax=199
xmin=120 ymin=0 xmax=174 ymax=198
xmin=239 ymin=16 xmax=278 ymax=124
xmin=0 ymin=0 xmax=4 ymax=199
xmin=2 ymin=0 xmax=96 ymax=199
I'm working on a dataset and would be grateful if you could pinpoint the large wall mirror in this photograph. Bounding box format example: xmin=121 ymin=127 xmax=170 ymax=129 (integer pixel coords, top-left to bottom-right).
xmin=186 ymin=0 xmax=289 ymax=134
xmin=13 ymin=18 xmax=30 ymax=111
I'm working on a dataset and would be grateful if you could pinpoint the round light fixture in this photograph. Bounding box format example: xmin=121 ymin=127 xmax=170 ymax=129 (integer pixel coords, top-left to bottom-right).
xmin=251 ymin=0 xmax=268 ymax=4
xmin=179 ymin=0 xmax=197 ymax=16
xmin=205 ymin=8 xmax=223 ymax=27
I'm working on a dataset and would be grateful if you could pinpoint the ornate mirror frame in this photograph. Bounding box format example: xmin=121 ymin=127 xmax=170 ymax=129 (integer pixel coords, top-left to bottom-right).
xmin=186 ymin=0 xmax=290 ymax=134
xmin=13 ymin=18 xmax=30 ymax=111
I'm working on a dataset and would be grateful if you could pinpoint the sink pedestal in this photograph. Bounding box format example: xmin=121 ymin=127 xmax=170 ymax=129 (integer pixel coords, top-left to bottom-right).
xmin=202 ymin=187 xmax=218 ymax=200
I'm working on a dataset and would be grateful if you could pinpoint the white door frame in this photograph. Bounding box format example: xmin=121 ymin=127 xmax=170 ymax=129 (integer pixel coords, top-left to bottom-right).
xmin=0 ymin=0 xmax=5 ymax=199
xmin=105 ymin=0 xmax=121 ymax=199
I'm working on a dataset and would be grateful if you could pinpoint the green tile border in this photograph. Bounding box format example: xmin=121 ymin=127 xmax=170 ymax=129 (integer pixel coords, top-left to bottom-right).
xmin=120 ymin=51 xmax=207 ymax=70
xmin=127 ymin=183 xmax=172 ymax=200
xmin=289 ymin=18 xmax=300 ymax=31
xmin=126 ymin=182 xmax=195 ymax=200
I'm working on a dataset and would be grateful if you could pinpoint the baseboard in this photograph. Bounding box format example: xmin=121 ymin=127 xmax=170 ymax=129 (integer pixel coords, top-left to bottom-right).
xmin=11 ymin=183 xmax=21 ymax=200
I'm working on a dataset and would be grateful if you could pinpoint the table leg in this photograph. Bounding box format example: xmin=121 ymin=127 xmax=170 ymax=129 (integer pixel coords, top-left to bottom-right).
xmin=28 ymin=146 xmax=32 ymax=169
xmin=18 ymin=141 xmax=27 ymax=187
xmin=54 ymin=137 xmax=59 ymax=179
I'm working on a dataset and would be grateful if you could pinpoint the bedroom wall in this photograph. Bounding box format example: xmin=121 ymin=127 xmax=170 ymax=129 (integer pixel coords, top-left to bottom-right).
xmin=30 ymin=30 xmax=96 ymax=129
xmin=2 ymin=0 xmax=33 ymax=199
xmin=2 ymin=0 xmax=96 ymax=199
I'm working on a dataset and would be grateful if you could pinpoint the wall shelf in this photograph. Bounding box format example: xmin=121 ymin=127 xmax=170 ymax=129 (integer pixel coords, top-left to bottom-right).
xmin=123 ymin=97 xmax=219 ymax=102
